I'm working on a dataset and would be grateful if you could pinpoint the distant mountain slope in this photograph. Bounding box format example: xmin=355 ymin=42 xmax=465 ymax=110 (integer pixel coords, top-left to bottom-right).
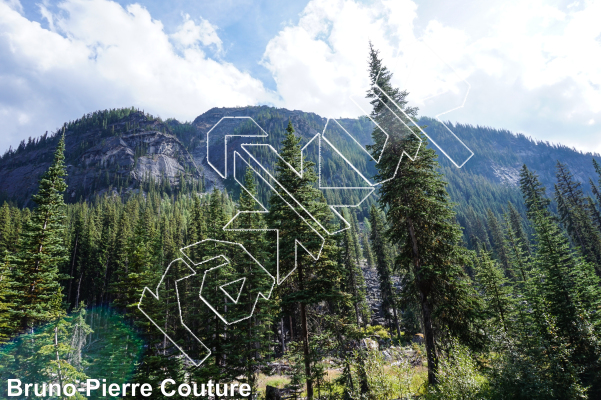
xmin=1 ymin=107 xmax=599 ymax=235
xmin=421 ymin=117 xmax=601 ymax=191
xmin=0 ymin=108 xmax=201 ymax=206
xmin=418 ymin=117 xmax=601 ymax=245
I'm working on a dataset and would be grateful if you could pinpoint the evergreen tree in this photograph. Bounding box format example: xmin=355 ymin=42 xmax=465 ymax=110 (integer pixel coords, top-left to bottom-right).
xmin=0 ymin=253 xmax=15 ymax=341
xmin=266 ymin=121 xmax=341 ymax=400
xmin=486 ymin=209 xmax=511 ymax=277
xmin=519 ymin=164 xmax=601 ymax=396
xmin=11 ymin=133 xmax=68 ymax=331
xmin=554 ymin=161 xmax=601 ymax=271
xmin=0 ymin=203 xmax=12 ymax=254
xmin=366 ymin=44 xmax=484 ymax=384
xmin=226 ymin=167 xmax=275 ymax=397
xmin=519 ymin=164 xmax=550 ymax=218
xmin=502 ymin=212 xmax=531 ymax=283
xmin=507 ymin=201 xmax=531 ymax=256
xmin=340 ymin=209 xmax=369 ymax=327
xmin=585 ymin=194 xmax=601 ymax=233
xmin=361 ymin=224 xmax=375 ymax=270
xmin=472 ymin=249 xmax=513 ymax=337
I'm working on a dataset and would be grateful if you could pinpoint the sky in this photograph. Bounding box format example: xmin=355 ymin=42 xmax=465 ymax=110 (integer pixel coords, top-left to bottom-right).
xmin=1 ymin=0 xmax=600 ymax=155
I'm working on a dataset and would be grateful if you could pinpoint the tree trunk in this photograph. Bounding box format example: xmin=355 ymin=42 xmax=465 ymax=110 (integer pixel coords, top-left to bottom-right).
xmin=391 ymin=303 xmax=401 ymax=340
xmin=386 ymin=276 xmax=401 ymax=340
xmin=280 ymin=317 xmax=286 ymax=354
xmin=298 ymin=263 xmax=313 ymax=400
xmin=407 ymin=219 xmax=438 ymax=385
xmin=68 ymin=234 xmax=78 ymax=306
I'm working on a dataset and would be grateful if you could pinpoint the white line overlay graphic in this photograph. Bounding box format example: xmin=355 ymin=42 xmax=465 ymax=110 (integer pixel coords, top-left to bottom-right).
xmin=138 ymin=56 xmax=474 ymax=366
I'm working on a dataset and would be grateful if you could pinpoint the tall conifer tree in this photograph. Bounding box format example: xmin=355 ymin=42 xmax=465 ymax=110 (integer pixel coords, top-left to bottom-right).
xmin=487 ymin=209 xmax=512 ymax=277
xmin=519 ymin=164 xmax=601 ymax=396
xmin=267 ymin=121 xmax=340 ymax=400
xmin=554 ymin=161 xmax=601 ymax=271
xmin=366 ymin=44 xmax=483 ymax=384
xmin=11 ymin=133 xmax=68 ymax=331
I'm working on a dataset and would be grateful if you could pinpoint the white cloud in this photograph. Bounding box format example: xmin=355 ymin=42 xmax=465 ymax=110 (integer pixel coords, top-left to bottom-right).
xmin=4 ymin=0 xmax=22 ymax=13
xmin=262 ymin=0 xmax=601 ymax=154
xmin=170 ymin=14 xmax=223 ymax=53
xmin=0 ymin=0 xmax=274 ymax=153
xmin=262 ymin=0 xmax=417 ymax=118
xmin=1 ymin=0 xmax=600 ymax=155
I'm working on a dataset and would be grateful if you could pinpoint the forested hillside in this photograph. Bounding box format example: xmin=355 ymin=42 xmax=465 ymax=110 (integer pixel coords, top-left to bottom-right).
xmin=0 ymin=108 xmax=203 ymax=207
xmin=1 ymin=47 xmax=601 ymax=399
xmin=2 ymin=104 xmax=599 ymax=249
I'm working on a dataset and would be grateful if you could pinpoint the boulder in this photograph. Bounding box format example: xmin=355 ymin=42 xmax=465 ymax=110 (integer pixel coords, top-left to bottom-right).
xmin=360 ymin=338 xmax=379 ymax=351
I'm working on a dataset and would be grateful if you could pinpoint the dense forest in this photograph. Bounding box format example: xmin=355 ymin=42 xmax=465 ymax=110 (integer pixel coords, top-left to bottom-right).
xmin=1 ymin=46 xmax=601 ymax=400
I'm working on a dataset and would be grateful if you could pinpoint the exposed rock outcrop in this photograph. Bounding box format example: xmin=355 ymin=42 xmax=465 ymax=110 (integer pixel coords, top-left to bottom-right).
xmin=0 ymin=112 xmax=200 ymax=205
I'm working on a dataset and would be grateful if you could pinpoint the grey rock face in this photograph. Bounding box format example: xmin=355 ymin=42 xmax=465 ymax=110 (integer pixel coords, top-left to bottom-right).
xmin=0 ymin=118 xmax=200 ymax=205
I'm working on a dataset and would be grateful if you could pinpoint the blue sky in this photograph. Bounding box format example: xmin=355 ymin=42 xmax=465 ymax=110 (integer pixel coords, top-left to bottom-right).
xmin=17 ymin=0 xmax=310 ymax=90
xmin=1 ymin=0 xmax=600 ymax=155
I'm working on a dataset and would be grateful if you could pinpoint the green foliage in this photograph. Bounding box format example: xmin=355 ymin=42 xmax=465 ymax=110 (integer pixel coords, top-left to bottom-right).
xmin=2 ymin=48 xmax=601 ymax=400
xmin=367 ymin=43 xmax=484 ymax=385
xmin=369 ymin=205 xmax=401 ymax=339
xmin=267 ymin=121 xmax=344 ymax=399
xmin=0 ymin=306 xmax=142 ymax=400
xmin=10 ymin=133 xmax=68 ymax=331
xmin=554 ymin=161 xmax=601 ymax=273
xmin=425 ymin=343 xmax=488 ymax=400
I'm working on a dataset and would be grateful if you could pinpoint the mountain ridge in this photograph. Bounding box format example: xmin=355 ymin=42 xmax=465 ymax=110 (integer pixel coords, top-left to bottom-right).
xmin=1 ymin=106 xmax=599 ymax=217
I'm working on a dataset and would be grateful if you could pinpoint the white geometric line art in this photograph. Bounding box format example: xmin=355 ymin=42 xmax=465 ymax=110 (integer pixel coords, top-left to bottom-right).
xmin=372 ymin=40 xmax=474 ymax=169
xmin=347 ymin=95 xmax=424 ymax=186
xmin=138 ymin=258 xmax=212 ymax=367
xmin=220 ymin=277 xmax=246 ymax=304
xmin=138 ymin=239 xmax=275 ymax=366
xmin=139 ymin=45 xmax=476 ymax=367
xmin=188 ymin=240 xmax=275 ymax=325
xmin=375 ymin=84 xmax=473 ymax=169
xmin=207 ymin=116 xmax=269 ymax=179
xmin=231 ymin=151 xmax=325 ymax=284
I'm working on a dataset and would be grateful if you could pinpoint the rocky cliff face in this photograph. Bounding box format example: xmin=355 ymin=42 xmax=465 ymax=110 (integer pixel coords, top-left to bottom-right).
xmin=1 ymin=106 xmax=599 ymax=207
xmin=0 ymin=111 xmax=200 ymax=205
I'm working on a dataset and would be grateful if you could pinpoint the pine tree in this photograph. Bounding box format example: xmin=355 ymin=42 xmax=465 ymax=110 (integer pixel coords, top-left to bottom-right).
xmin=225 ymin=167 xmax=275 ymax=397
xmin=110 ymin=199 xmax=137 ymax=309
xmin=519 ymin=164 xmax=601 ymax=396
xmin=0 ymin=203 xmax=12 ymax=255
xmin=266 ymin=121 xmax=341 ymax=400
xmin=11 ymin=133 xmax=68 ymax=331
xmin=366 ymin=44 xmax=484 ymax=384
xmin=0 ymin=305 xmax=92 ymax=398
xmin=506 ymin=201 xmax=531 ymax=256
xmin=0 ymin=253 xmax=15 ymax=341
xmin=585 ymin=194 xmax=601 ymax=233
xmin=361 ymin=222 xmax=375 ymax=270
xmin=340 ymin=209 xmax=369 ymax=327
xmin=472 ymin=249 xmax=513 ymax=337
xmin=519 ymin=165 xmax=550 ymax=218
xmin=594 ymin=158 xmax=601 ymax=186
xmin=554 ymin=161 xmax=601 ymax=270
xmin=502 ymin=212 xmax=531 ymax=283
xmin=486 ymin=209 xmax=511 ymax=277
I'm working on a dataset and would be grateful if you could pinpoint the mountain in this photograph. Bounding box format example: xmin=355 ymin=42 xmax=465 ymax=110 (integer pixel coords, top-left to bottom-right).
xmin=1 ymin=106 xmax=600 ymax=236
xmin=0 ymin=108 xmax=202 ymax=206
